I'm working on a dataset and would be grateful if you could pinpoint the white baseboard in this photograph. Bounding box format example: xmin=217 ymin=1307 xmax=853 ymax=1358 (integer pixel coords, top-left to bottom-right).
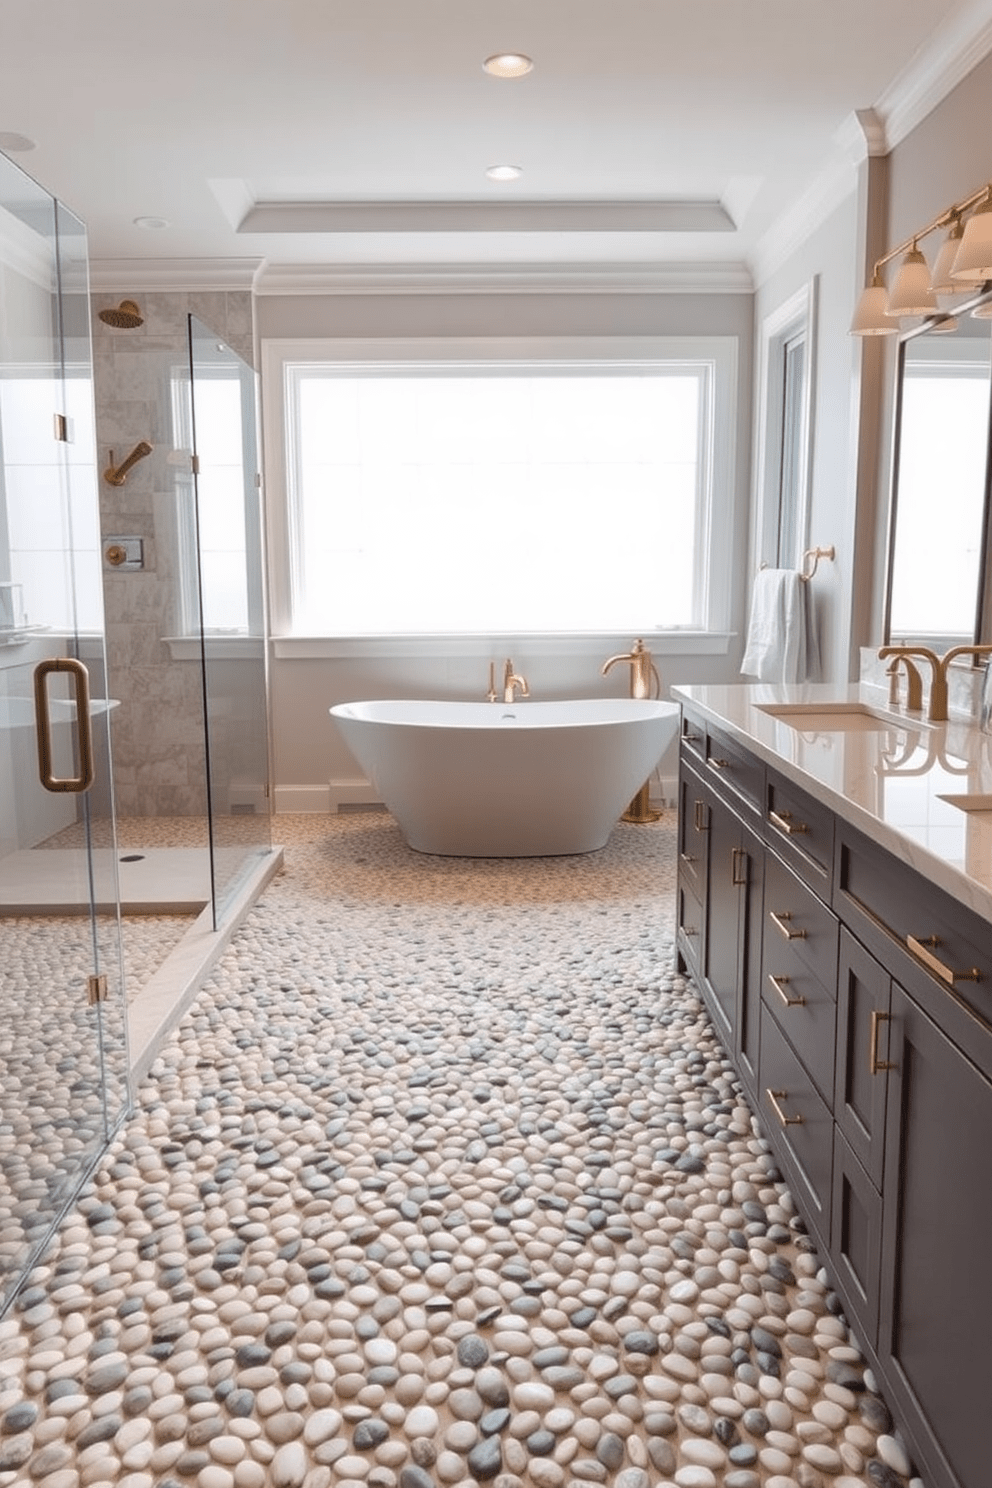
xmin=274 ymin=784 xmax=332 ymax=814
xmin=275 ymin=774 xmax=677 ymax=816
xmin=329 ymin=776 xmax=377 ymax=811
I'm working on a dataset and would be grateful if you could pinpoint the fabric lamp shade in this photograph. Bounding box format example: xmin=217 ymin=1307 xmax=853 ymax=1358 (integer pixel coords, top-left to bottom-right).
xmin=886 ymin=247 xmax=936 ymax=316
xmin=952 ymin=197 xmax=992 ymax=282
xmin=850 ymin=276 xmax=897 ymax=335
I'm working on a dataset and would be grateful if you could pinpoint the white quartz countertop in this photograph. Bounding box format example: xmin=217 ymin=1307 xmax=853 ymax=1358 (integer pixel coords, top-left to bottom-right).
xmin=671 ymin=681 xmax=992 ymax=925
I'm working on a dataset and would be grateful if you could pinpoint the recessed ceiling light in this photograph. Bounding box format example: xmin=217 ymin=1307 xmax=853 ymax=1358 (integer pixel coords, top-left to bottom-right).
xmin=133 ymin=216 xmax=169 ymax=230
xmin=485 ymin=165 xmax=523 ymax=182
xmin=483 ymin=53 xmax=533 ymax=79
xmin=0 ymin=132 xmax=36 ymax=153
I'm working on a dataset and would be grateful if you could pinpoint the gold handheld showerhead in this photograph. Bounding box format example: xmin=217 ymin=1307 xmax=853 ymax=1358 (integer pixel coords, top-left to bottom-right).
xmin=104 ymin=440 xmax=153 ymax=486
xmin=98 ymin=299 xmax=143 ymax=329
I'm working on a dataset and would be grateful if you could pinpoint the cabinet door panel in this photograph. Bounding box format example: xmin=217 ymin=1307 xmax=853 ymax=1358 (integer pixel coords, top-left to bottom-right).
xmin=879 ymin=986 xmax=992 ymax=1488
xmin=831 ymin=1129 xmax=882 ymax=1346
xmin=835 ymin=929 xmax=890 ymax=1188
xmin=702 ymin=789 xmax=741 ymax=1043
xmin=678 ymin=878 xmax=703 ymax=978
xmin=678 ymin=767 xmax=706 ymax=896
xmin=737 ymin=821 xmax=764 ymax=1099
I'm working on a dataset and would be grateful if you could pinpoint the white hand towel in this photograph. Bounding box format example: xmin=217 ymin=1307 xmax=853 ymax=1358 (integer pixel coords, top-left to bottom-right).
xmin=741 ymin=567 xmax=820 ymax=684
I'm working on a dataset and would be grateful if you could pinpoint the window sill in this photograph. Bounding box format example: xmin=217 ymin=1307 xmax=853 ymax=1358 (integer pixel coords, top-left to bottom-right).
xmin=273 ymin=631 xmax=735 ymax=661
xmin=164 ymin=635 xmax=265 ymax=661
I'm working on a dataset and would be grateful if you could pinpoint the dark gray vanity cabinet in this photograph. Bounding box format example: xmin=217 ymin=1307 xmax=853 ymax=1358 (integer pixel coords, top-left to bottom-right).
xmin=675 ymin=701 xmax=992 ymax=1488
xmin=879 ymin=983 xmax=992 ymax=1488
xmin=677 ymin=759 xmax=763 ymax=1101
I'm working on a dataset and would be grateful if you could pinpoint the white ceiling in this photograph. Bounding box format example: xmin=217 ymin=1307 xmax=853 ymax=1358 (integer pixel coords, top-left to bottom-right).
xmin=2 ymin=0 xmax=991 ymax=291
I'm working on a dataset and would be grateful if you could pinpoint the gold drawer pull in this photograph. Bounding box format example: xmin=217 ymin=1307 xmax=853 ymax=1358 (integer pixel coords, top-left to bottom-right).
xmin=679 ymin=852 xmax=696 ymax=867
xmin=731 ymin=847 xmax=748 ymax=886
xmin=768 ymin=973 xmax=805 ymax=1008
xmin=682 ymin=924 xmax=698 ymax=938
xmin=693 ymin=800 xmax=709 ymax=832
xmin=769 ymin=909 xmax=806 ymax=941
xmin=769 ymin=808 xmax=809 ymax=836
xmin=869 ymin=1010 xmax=894 ymax=1075
xmin=766 ymin=1089 xmax=803 ymax=1127
xmin=683 ymin=731 xmax=703 ymax=744
xmin=906 ymin=934 xmax=981 ymax=986
xmin=707 ymin=756 xmax=731 ymax=771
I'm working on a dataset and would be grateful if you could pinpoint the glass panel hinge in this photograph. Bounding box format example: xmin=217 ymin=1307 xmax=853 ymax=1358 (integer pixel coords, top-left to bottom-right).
xmin=87 ymin=974 xmax=108 ymax=1005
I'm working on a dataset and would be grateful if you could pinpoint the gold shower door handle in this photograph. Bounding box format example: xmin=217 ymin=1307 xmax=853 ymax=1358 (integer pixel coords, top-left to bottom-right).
xmin=34 ymin=657 xmax=95 ymax=793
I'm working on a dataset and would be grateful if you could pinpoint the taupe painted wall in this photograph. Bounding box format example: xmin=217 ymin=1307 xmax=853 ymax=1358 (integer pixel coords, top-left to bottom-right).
xmin=868 ymin=50 xmax=992 ymax=646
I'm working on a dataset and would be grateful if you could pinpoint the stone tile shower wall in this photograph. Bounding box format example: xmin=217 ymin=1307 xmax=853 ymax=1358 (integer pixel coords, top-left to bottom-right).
xmin=91 ymin=290 xmax=255 ymax=819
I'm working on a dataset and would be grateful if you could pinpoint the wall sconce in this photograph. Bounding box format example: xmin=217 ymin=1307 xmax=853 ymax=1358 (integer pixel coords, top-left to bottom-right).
xmin=850 ymin=180 xmax=992 ymax=335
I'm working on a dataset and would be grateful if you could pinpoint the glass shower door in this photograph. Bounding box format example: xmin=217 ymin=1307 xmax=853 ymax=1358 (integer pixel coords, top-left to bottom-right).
xmin=0 ymin=155 xmax=125 ymax=1312
xmin=186 ymin=316 xmax=271 ymax=925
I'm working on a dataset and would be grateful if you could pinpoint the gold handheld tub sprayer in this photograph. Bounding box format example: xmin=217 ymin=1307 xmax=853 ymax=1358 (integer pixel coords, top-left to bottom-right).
xmin=103 ymin=440 xmax=152 ymax=486
xmin=602 ymin=638 xmax=663 ymax=823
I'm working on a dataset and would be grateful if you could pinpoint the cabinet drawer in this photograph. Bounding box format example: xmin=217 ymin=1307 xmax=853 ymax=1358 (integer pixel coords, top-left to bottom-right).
xmin=704 ymin=724 xmax=764 ymax=817
xmin=764 ymin=850 xmax=839 ymax=991
xmin=761 ymin=941 xmax=837 ymax=1104
xmin=837 ymin=823 xmax=992 ymax=1031
xmin=678 ymin=879 xmax=702 ymax=977
xmin=759 ymin=1012 xmax=833 ymax=1241
xmin=765 ymin=768 xmax=835 ymax=892
xmin=679 ymin=710 xmax=706 ymax=766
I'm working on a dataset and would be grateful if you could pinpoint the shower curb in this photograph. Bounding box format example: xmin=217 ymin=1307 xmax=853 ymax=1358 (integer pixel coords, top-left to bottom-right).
xmin=126 ymin=846 xmax=284 ymax=1086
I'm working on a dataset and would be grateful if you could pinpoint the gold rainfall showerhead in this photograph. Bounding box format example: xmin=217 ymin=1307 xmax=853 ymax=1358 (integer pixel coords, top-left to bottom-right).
xmin=98 ymin=298 xmax=143 ymax=329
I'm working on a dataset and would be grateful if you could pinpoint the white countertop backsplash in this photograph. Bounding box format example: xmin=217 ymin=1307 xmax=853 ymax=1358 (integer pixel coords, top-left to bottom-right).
xmin=671 ymin=678 xmax=992 ymax=925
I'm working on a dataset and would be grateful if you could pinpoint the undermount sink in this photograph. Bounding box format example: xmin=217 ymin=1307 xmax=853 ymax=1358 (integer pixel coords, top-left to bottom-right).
xmin=755 ymin=701 xmax=929 ymax=732
xmin=937 ymin=792 xmax=992 ymax=814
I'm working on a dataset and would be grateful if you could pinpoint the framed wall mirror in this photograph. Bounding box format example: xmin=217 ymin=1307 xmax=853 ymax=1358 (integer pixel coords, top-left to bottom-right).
xmin=884 ymin=289 xmax=992 ymax=648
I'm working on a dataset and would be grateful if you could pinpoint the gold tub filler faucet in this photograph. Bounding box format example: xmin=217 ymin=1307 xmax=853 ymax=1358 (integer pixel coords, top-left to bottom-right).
xmin=602 ymin=638 xmax=664 ymax=823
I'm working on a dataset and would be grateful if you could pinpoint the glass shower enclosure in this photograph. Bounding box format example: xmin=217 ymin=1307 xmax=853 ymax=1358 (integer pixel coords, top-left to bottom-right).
xmin=0 ymin=153 xmax=128 ymax=1313
xmin=185 ymin=314 xmax=271 ymax=924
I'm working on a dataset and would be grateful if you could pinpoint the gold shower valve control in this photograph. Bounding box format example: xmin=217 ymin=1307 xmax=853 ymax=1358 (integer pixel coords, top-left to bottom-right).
xmin=104 ymin=536 xmax=144 ymax=571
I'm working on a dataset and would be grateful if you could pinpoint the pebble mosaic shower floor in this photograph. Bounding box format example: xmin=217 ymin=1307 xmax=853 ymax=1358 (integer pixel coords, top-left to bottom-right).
xmin=0 ymin=813 xmax=920 ymax=1488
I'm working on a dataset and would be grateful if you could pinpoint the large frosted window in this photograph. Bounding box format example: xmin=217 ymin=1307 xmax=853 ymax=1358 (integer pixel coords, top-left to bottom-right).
xmin=283 ymin=356 xmax=729 ymax=635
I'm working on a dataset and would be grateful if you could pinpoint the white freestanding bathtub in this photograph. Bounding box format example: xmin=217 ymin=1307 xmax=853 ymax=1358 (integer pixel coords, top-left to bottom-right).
xmin=330 ymin=697 xmax=681 ymax=857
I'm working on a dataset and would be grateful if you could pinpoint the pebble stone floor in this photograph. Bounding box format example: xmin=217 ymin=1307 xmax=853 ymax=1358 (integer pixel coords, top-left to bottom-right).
xmin=0 ymin=811 xmax=923 ymax=1488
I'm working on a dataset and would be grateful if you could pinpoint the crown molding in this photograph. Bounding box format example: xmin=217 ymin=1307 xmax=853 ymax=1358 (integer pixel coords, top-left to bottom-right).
xmin=238 ymin=198 xmax=735 ymax=235
xmin=875 ymin=0 xmax=992 ymax=149
xmin=254 ymin=260 xmax=753 ymax=296
xmin=749 ymin=155 xmax=857 ymax=290
xmin=749 ymin=3 xmax=992 ymax=288
xmin=88 ymin=258 xmax=263 ymax=292
xmin=835 ymin=108 xmax=887 ymax=165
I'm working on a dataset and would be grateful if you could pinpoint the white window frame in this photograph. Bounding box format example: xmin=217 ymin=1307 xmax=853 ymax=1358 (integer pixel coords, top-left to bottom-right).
xmin=261 ymin=335 xmax=739 ymax=652
xmin=753 ymin=281 xmax=817 ymax=571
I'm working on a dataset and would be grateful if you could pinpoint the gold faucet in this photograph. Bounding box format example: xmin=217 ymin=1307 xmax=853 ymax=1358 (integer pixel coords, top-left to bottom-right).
xmin=883 ymin=653 xmax=924 ymax=712
xmin=503 ymin=659 xmax=529 ymax=704
xmin=601 ymin=637 xmax=661 ymax=700
xmin=602 ymin=639 xmax=663 ymax=824
xmin=878 ymin=643 xmax=992 ymax=721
